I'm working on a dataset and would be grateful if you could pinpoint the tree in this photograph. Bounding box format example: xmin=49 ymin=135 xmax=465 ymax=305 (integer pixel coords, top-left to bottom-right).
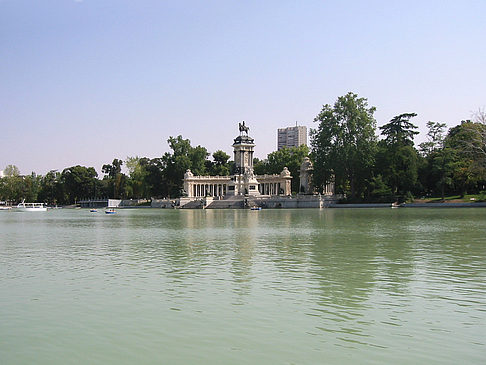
xmin=4 ymin=165 xmax=20 ymax=177
xmin=0 ymin=165 xmax=41 ymax=202
xmin=209 ymin=150 xmax=231 ymax=176
xmin=253 ymin=157 xmax=267 ymax=175
xmin=125 ymin=156 xmax=148 ymax=199
xmin=445 ymin=120 xmax=486 ymax=195
xmin=162 ymin=135 xmax=209 ymax=197
xmin=419 ymin=121 xmax=448 ymax=157
xmin=0 ymin=165 xmax=23 ymax=201
xmin=311 ymin=92 xmax=377 ymax=199
xmin=456 ymin=110 xmax=486 ymax=166
xmin=38 ymin=170 xmax=65 ymax=204
xmin=376 ymin=113 xmax=420 ymax=199
xmin=261 ymin=145 xmax=310 ymax=192
xmin=144 ymin=158 xmax=166 ymax=198
xmin=417 ymin=122 xmax=458 ymax=199
xmin=379 ymin=113 xmax=419 ymax=146
xmin=102 ymin=159 xmax=126 ymax=198
xmin=61 ymin=165 xmax=98 ymax=204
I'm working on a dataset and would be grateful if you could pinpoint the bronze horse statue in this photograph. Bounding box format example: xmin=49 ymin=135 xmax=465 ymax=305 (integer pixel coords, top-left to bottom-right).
xmin=239 ymin=121 xmax=249 ymax=135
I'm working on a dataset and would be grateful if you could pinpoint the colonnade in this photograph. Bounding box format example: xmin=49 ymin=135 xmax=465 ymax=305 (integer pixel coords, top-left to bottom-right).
xmin=323 ymin=181 xmax=334 ymax=195
xmin=191 ymin=183 xmax=228 ymax=198
xmin=258 ymin=182 xmax=282 ymax=195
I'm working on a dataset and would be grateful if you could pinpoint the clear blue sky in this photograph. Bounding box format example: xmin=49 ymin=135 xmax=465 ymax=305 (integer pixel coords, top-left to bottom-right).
xmin=1 ymin=0 xmax=485 ymax=175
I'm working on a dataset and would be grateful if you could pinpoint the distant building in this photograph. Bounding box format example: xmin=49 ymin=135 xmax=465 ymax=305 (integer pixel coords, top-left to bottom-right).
xmin=277 ymin=125 xmax=307 ymax=150
xmin=0 ymin=170 xmax=4 ymax=178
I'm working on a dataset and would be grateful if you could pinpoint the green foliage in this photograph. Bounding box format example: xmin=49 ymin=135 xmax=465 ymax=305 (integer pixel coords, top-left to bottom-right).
xmin=61 ymin=165 xmax=98 ymax=204
xmin=162 ymin=135 xmax=209 ymax=197
xmin=376 ymin=113 xmax=420 ymax=197
xmin=208 ymin=150 xmax=231 ymax=176
xmin=262 ymin=145 xmax=310 ymax=192
xmin=419 ymin=121 xmax=447 ymax=157
xmin=379 ymin=113 xmax=418 ymax=146
xmin=37 ymin=170 xmax=65 ymax=204
xmin=311 ymin=92 xmax=377 ymax=198
xmin=367 ymin=175 xmax=394 ymax=202
xmin=375 ymin=141 xmax=419 ymax=196
xmin=253 ymin=157 xmax=267 ymax=175
xmin=4 ymin=98 xmax=486 ymax=205
xmin=101 ymin=159 xmax=126 ymax=198
xmin=442 ymin=121 xmax=486 ymax=196
xmin=0 ymin=165 xmax=42 ymax=203
xmin=4 ymin=164 xmax=20 ymax=177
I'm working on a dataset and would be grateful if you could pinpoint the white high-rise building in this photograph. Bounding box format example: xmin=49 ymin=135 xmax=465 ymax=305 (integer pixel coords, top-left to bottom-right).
xmin=277 ymin=125 xmax=307 ymax=150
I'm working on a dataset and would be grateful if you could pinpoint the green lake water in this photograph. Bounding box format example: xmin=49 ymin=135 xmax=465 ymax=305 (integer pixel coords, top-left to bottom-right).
xmin=1 ymin=208 xmax=485 ymax=364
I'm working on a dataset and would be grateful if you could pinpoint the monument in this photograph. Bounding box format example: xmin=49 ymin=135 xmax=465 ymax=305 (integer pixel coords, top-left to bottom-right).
xmin=182 ymin=122 xmax=292 ymax=199
xmin=227 ymin=121 xmax=260 ymax=196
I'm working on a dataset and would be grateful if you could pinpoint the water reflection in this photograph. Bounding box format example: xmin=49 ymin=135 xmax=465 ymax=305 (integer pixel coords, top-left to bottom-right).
xmin=2 ymin=208 xmax=486 ymax=364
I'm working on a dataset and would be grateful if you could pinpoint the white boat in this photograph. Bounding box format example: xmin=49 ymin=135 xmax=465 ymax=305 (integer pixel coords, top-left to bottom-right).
xmin=16 ymin=200 xmax=47 ymax=212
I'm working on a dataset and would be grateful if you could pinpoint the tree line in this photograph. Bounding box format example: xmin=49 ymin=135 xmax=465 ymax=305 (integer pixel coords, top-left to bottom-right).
xmin=1 ymin=92 xmax=485 ymax=204
xmin=311 ymin=92 xmax=486 ymax=202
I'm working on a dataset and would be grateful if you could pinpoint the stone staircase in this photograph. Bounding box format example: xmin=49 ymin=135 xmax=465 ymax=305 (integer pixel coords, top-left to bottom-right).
xmin=180 ymin=199 xmax=205 ymax=209
xmin=206 ymin=196 xmax=245 ymax=209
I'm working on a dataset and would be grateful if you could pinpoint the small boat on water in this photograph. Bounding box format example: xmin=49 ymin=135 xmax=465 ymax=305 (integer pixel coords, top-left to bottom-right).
xmin=105 ymin=208 xmax=116 ymax=214
xmin=250 ymin=206 xmax=261 ymax=210
xmin=16 ymin=200 xmax=47 ymax=212
xmin=0 ymin=201 xmax=12 ymax=210
xmin=90 ymin=209 xmax=98 ymax=213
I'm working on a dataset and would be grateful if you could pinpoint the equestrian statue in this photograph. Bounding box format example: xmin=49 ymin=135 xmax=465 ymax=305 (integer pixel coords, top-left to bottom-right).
xmin=239 ymin=121 xmax=249 ymax=136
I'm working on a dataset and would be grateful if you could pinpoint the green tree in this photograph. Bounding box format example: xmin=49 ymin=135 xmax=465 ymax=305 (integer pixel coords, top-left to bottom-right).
xmin=311 ymin=92 xmax=377 ymax=199
xmin=162 ymin=136 xmax=209 ymax=197
xmin=444 ymin=120 xmax=486 ymax=196
xmin=61 ymin=165 xmax=98 ymax=204
xmin=0 ymin=165 xmax=23 ymax=201
xmin=376 ymin=113 xmax=420 ymax=199
xmin=263 ymin=145 xmax=310 ymax=192
xmin=4 ymin=165 xmax=20 ymax=177
xmin=38 ymin=170 xmax=65 ymax=204
xmin=418 ymin=122 xmax=458 ymax=199
xmin=209 ymin=150 xmax=231 ymax=176
xmin=102 ymin=159 xmax=126 ymax=198
xmin=253 ymin=157 xmax=267 ymax=175
xmin=419 ymin=121 xmax=448 ymax=157
xmin=380 ymin=113 xmax=419 ymax=146
xmin=125 ymin=156 xmax=149 ymax=198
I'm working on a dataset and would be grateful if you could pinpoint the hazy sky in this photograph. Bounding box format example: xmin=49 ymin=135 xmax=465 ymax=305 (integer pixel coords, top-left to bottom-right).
xmin=1 ymin=0 xmax=485 ymax=175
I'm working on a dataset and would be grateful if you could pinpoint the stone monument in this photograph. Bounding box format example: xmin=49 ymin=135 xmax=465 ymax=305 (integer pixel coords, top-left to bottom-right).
xmin=299 ymin=157 xmax=314 ymax=194
xmin=227 ymin=122 xmax=260 ymax=196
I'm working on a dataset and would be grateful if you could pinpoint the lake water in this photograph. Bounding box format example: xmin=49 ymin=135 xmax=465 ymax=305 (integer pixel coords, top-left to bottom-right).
xmin=1 ymin=208 xmax=485 ymax=364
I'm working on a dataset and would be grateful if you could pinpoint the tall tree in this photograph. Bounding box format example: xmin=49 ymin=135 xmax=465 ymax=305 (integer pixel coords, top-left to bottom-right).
xmin=102 ymin=159 xmax=126 ymax=198
xmin=38 ymin=170 xmax=65 ymax=204
xmin=379 ymin=113 xmax=419 ymax=146
xmin=376 ymin=113 xmax=420 ymax=198
xmin=445 ymin=120 xmax=486 ymax=196
xmin=259 ymin=145 xmax=310 ymax=193
xmin=61 ymin=165 xmax=98 ymax=204
xmin=209 ymin=150 xmax=231 ymax=176
xmin=0 ymin=165 xmax=23 ymax=201
xmin=419 ymin=121 xmax=448 ymax=157
xmin=311 ymin=92 xmax=377 ymax=199
xmin=125 ymin=156 xmax=148 ymax=199
xmin=162 ymin=135 xmax=209 ymax=197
